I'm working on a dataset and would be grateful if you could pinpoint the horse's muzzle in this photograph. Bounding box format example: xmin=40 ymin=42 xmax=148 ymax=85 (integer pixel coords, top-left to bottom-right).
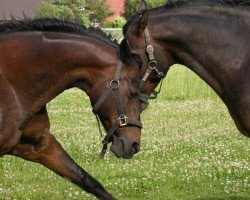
xmin=110 ymin=135 xmax=140 ymax=159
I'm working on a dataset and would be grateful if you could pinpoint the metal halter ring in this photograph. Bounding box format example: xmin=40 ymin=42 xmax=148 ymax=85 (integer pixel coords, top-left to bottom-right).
xmin=148 ymin=60 xmax=158 ymax=70
xmin=157 ymin=72 xmax=165 ymax=78
xmin=110 ymin=79 xmax=120 ymax=89
xmin=117 ymin=115 xmax=128 ymax=126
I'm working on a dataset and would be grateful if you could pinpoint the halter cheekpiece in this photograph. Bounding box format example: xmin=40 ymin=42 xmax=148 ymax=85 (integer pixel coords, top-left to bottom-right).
xmin=140 ymin=26 xmax=165 ymax=101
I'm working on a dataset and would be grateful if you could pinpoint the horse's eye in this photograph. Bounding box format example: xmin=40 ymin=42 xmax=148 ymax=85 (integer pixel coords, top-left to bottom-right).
xmin=128 ymin=90 xmax=139 ymax=99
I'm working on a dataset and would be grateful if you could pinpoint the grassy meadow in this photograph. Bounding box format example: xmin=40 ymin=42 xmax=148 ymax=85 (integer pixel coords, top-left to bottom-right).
xmin=0 ymin=65 xmax=249 ymax=200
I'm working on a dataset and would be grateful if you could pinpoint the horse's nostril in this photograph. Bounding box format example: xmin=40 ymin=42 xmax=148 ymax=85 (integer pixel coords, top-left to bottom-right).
xmin=132 ymin=142 xmax=140 ymax=154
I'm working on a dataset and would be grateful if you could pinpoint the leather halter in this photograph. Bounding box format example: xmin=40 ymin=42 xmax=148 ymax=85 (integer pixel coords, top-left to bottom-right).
xmin=140 ymin=26 xmax=165 ymax=101
xmin=92 ymin=59 xmax=142 ymax=159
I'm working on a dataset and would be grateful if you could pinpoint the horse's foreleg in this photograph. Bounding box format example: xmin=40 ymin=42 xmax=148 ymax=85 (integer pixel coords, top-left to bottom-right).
xmin=11 ymin=133 xmax=116 ymax=200
xmin=9 ymin=109 xmax=115 ymax=200
xmin=0 ymin=75 xmax=22 ymax=156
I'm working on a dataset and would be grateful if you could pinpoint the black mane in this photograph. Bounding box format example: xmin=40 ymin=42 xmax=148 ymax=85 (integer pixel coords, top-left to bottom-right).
xmin=165 ymin=0 xmax=250 ymax=9
xmin=123 ymin=0 xmax=250 ymax=35
xmin=0 ymin=18 xmax=118 ymax=47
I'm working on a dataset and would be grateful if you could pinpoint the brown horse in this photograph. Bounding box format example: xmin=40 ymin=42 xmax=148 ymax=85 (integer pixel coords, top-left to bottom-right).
xmin=121 ymin=0 xmax=250 ymax=137
xmin=0 ymin=18 xmax=143 ymax=200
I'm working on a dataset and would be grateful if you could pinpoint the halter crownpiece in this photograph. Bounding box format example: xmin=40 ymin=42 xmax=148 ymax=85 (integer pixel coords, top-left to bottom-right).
xmin=92 ymin=59 xmax=142 ymax=159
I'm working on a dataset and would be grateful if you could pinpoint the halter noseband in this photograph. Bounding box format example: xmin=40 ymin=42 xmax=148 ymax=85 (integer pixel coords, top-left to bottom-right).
xmin=140 ymin=26 xmax=165 ymax=101
xmin=92 ymin=60 xmax=142 ymax=159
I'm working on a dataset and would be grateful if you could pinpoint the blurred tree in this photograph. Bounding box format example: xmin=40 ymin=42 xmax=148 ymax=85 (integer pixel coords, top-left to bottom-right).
xmin=124 ymin=0 xmax=166 ymax=20
xmin=36 ymin=0 xmax=91 ymax=26
xmin=104 ymin=16 xmax=126 ymax=28
xmin=85 ymin=0 xmax=114 ymax=25
xmin=36 ymin=2 xmax=61 ymax=18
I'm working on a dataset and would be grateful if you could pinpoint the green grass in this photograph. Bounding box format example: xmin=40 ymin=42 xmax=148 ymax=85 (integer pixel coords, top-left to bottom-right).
xmin=161 ymin=65 xmax=218 ymax=100
xmin=0 ymin=66 xmax=249 ymax=200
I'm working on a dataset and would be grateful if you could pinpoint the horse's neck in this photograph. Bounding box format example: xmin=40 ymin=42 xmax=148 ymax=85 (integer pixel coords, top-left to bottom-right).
xmin=38 ymin=33 xmax=116 ymax=103
xmin=151 ymin=7 xmax=249 ymax=98
xmin=2 ymin=32 xmax=116 ymax=113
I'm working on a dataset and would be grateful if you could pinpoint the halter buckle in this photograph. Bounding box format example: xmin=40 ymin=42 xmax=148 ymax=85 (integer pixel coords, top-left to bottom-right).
xmin=110 ymin=79 xmax=119 ymax=89
xmin=146 ymin=45 xmax=154 ymax=54
xmin=117 ymin=115 xmax=128 ymax=126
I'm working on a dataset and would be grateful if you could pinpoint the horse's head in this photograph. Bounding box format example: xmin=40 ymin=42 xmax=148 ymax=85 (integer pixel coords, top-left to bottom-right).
xmin=121 ymin=0 xmax=174 ymax=111
xmin=89 ymin=58 xmax=142 ymax=159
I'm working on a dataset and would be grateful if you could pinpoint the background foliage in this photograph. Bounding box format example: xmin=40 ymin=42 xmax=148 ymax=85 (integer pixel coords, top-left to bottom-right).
xmin=36 ymin=0 xmax=91 ymax=26
xmin=124 ymin=0 xmax=166 ymax=20
xmin=85 ymin=0 xmax=114 ymax=25
xmin=104 ymin=16 xmax=127 ymax=28
xmin=37 ymin=0 xmax=168 ymax=27
xmin=36 ymin=0 xmax=114 ymax=26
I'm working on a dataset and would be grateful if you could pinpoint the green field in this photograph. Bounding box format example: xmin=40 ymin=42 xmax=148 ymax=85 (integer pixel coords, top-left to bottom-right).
xmin=0 ymin=65 xmax=249 ymax=200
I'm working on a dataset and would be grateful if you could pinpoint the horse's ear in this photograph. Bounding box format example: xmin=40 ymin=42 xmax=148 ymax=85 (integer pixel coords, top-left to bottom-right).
xmin=133 ymin=12 xmax=148 ymax=37
xmin=139 ymin=0 xmax=148 ymax=11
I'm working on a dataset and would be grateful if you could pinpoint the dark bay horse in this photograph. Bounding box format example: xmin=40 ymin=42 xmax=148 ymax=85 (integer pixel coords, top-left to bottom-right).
xmin=121 ymin=0 xmax=250 ymax=137
xmin=0 ymin=18 xmax=143 ymax=199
